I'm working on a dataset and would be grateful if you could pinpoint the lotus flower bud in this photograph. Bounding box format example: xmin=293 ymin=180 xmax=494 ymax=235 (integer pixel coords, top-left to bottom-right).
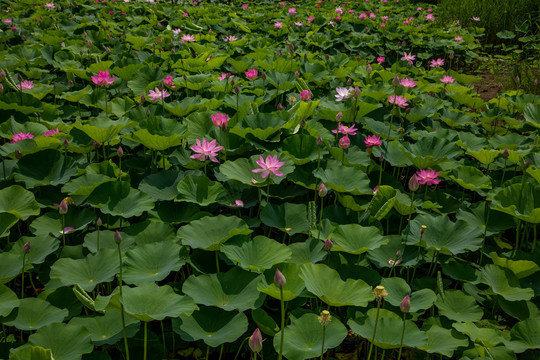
xmin=408 ymin=174 xmax=419 ymax=192
xmin=97 ymin=217 xmax=102 ymax=227
xmin=277 ymin=103 xmax=284 ymax=111
xmin=524 ymin=159 xmax=530 ymax=169
xmin=0 ymin=70 xmax=5 ymax=79
xmin=301 ymin=118 xmax=306 ymax=126
xmin=80 ymin=50 xmax=83 ymax=56
xmin=325 ymin=54 xmax=330 ymax=60
xmin=59 ymin=199 xmax=68 ymax=214
xmin=400 ymin=295 xmax=411 ymax=312
xmin=502 ymin=148 xmax=509 ymax=158
xmin=63 ymin=139 xmax=69 ymax=147
xmin=14 ymin=149 xmax=21 ymax=159
xmin=274 ymin=268 xmax=286 ymax=288
xmin=515 ymin=76 xmax=520 ymax=84
xmin=324 ymin=238 xmax=333 ymax=250
xmin=448 ymin=51 xmax=454 ymax=59
xmin=294 ymin=70 xmax=300 ymax=79
xmin=208 ymin=28 xmax=212 ymax=34
xmin=87 ymin=39 xmax=92 ymax=47
xmin=248 ymin=328 xmax=263 ymax=353
xmin=318 ymin=183 xmax=327 ymax=197
xmin=22 ymin=242 xmax=31 ymax=254
xmin=234 ymin=85 xmax=240 ymax=94
xmin=317 ymin=136 xmax=323 ymax=146
xmin=347 ymin=78 xmax=352 ymax=85
xmin=366 ymin=63 xmax=372 ymax=73
xmin=353 ymin=85 xmax=361 ymax=97
xmin=393 ymin=75 xmax=400 ymax=86
xmin=261 ymin=71 xmax=266 ymax=80
xmin=289 ymin=42 xmax=294 ymax=54
xmin=336 ymin=111 xmax=343 ymax=122
xmin=114 ymin=230 xmax=122 ymax=244
xmin=535 ymin=78 xmax=538 ymax=86
xmin=339 ymin=136 xmax=350 ymax=149
xmin=0 ymin=83 xmax=3 ymax=93
xmin=93 ymin=140 xmax=100 ymax=149
xmin=117 ymin=146 xmax=124 ymax=157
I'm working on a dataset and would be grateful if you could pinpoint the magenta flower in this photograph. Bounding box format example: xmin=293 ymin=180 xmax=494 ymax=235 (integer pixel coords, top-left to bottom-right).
xmin=300 ymin=90 xmax=311 ymax=101
xmin=454 ymin=36 xmax=463 ymax=42
xmin=18 ymin=80 xmax=34 ymax=90
xmin=359 ymin=13 xmax=367 ymax=19
xmin=400 ymin=77 xmax=417 ymax=88
xmin=190 ymin=138 xmax=223 ymax=163
xmin=400 ymin=52 xmax=416 ymax=65
xmin=430 ymin=58 xmax=445 ymax=68
xmin=224 ymin=35 xmax=238 ymax=42
xmin=43 ymin=128 xmax=60 ymax=137
xmin=426 ymin=14 xmax=435 ymax=22
xmin=288 ymin=7 xmax=296 ymax=15
xmin=332 ymin=122 xmax=357 ymax=136
xmin=335 ymin=6 xmax=343 ymax=14
xmin=181 ymin=34 xmax=195 ymax=42
xmin=11 ymin=132 xmax=34 ymax=144
xmin=364 ymin=135 xmax=382 ymax=147
xmin=211 ymin=113 xmax=229 ymax=130
xmin=3 ymin=19 xmax=12 ymax=26
xmin=416 ymin=169 xmax=441 ymax=186
xmin=274 ymin=22 xmax=283 ymax=29
xmin=440 ymin=75 xmax=455 ymax=84
xmin=335 ymin=87 xmax=353 ymax=101
xmin=147 ymin=87 xmax=170 ymax=102
xmin=218 ymin=73 xmax=234 ymax=80
xmin=245 ymin=69 xmax=258 ymax=80
xmin=338 ymin=136 xmax=350 ymax=149
xmin=91 ymin=71 xmax=115 ymax=87
xmin=242 ymin=4 xmax=248 ymax=10
xmin=252 ymin=155 xmax=285 ymax=178
xmin=163 ymin=76 xmax=175 ymax=88
xmin=388 ymin=95 xmax=409 ymax=108
xmin=377 ymin=56 xmax=385 ymax=64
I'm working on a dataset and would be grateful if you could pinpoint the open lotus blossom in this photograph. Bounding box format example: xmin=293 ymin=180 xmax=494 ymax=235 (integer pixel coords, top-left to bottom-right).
xmin=400 ymin=52 xmax=416 ymax=65
xmin=426 ymin=14 xmax=434 ymax=21
xmin=454 ymin=36 xmax=463 ymax=42
xmin=231 ymin=199 xmax=244 ymax=207
xmin=400 ymin=77 xmax=417 ymax=88
xmin=18 ymin=80 xmax=34 ymax=90
xmin=181 ymin=34 xmax=195 ymax=42
xmin=190 ymin=138 xmax=223 ymax=163
xmin=147 ymin=87 xmax=170 ymax=102
xmin=288 ymin=7 xmax=296 ymax=15
xmin=245 ymin=69 xmax=258 ymax=80
xmin=163 ymin=76 xmax=175 ymax=88
xmin=11 ymin=132 xmax=34 ymax=143
xmin=388 ymin=95 xmax=409 ymax=108
xmin=430 ymin=58 xmax=445 ymax=68
xmin=91 ymin=71 xmax=115 ymax=87
xmin=274 ymin=22 xmax=283 ymax=29
xmin=300 ymin=89 xmax=311 ymax=101
xmin=473 ymin=16 xmax=480 ymax=21
xmin=364 ymin=135 xmax=382 ymax=147
xmin=440 ymin=75 xmax=455 ymax=84
xmin=252 ymin=155 xmax=285 ymax=178
xmin=3 ymin=19 xmax=12 ymax=26
xmin=294 ymin=22 xmax=303 ymax=26
xmin=43 ymin=128 xmax=60 ymax=136
xmin=377 ymin=56 xmax=385 ymax=64
xmin=335 ymin=86 xmax=353 ymax=101
xmin=211 ymin=113 xmax=229 ymax=130
xmin=332 ymin=122 xmax=357 ymax=136
xmin=172 ymin=28 xmax=182 ymax=37
xmin=45 ymin=3 xmax=55 ymax=9
xmin=218 ymin=73 xmax=234 ymax=80
xmin=335 ymin=6 xmax=343 ymax=14
xmin=224 ymin=35 xmax=237 ymax=42
xmin=416 ymin=169 xmax=441 ymax=186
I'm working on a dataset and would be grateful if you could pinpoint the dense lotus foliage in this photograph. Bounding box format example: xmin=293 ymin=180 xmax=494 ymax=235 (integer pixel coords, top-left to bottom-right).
xmin=0 ymin=0 xmax=539 ymax=359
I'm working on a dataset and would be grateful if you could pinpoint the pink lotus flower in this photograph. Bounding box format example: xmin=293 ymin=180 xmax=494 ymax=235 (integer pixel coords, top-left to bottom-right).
xmin=43 ymin=128 xmax=60 ymax=137
xmin=218 ymin=73 xmax=233 ymax=80
xmin=388 ymin=95 xmax=408 ymax=108
xmin=211 ymin=113 xmax=229 ymax=130
xmin=335 ymin=87 xmax=353 ymax=101
xmin=172 ymin=28 xmax=182 ymax=37
xmin=381 ymin=23 xmax=386 ymax=28
xmin=339 ymin=136 xmax=350 ymax=149
xmin=473 ymin=16 xmax=480 ymax=21
xmin=332 ymin=122 xmax=357 ymax=136
xmin=45 ymin=3 xmax=55 ymax=9
xmin=18 ymin=80 xmax=34 ymax=90
xmin=224 ymin=35 xmax=238 ymax=42
xmin=440 ymin=75 xmax=455 ymax=84
xmin=252 ymin=155 xmax=285 ymax=178
xmin=430 ymin=58 xmax=444 ymax=68
xmin=181 ymin=34 xmax=195 ymax=42
xmin=416 ymin=169 xmax=441 ymax=186
xmin=11 ymin=132 xmax=34 ymax=144
xmin=59 ymin=227 xmax=76 ymax=235
xmin=91 ymin=71 xmax=116 ymax=87
xmin=288 ymin=7 xmax=296 ymax=15
xmin=190 ymin=138 xmax=223 ymax=163
xmin=300 ymin=90 xmax=311 ymax=101
xmin=400 ymin=52 xmax=416 ymax=65
xmin=3 ymin=19 xmax=12 ymax=26
xmin=242 ymin=4 xmax=248 ymax=10
xmin=248 ymin=328 xmax=263 ymax=353
xmin=370 ymin=13 xmax=376 ymax=19
xmin=231 ymin=199 xmax=244 ymax=207
xmin=163 ymin=76 xmax=175 ymax=88
xmin=274 ymin=22 xmax=283 ymax=29
xmin=377 ymin=56 xmax=385 ymax=64
xmin=245 ymin=69 xmax=258 ymax=80
xmin=359 ymin=13 xmax=367 ymax=19
xmin=295 ymin=22 xmax=303 ymax=26
xmin=147 ymin=87 xmax=170 ymax=102
xmin=454 ymin=36 xmax=463 ymax=42
xmin=400 ymin=77 xmax=417 ymax=88
xmin=307 ymin=16 xmax=314 ymax=22
xmin=426 ymin=14 xmax=434 ymax=22
xmin=335 ymin=6 xmax=343 ymax=14
xmin=364 ymin=135 xmax=382 ymax=147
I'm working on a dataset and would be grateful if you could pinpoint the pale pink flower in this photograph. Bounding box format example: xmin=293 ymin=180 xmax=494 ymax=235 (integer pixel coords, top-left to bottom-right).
xmin=358 ymin=13 xmax=367 ymax=19
xmin=440 ymin=75 xmax=455 ymax=84
xmin=43 ymin=128 xmax=60 ymax=137
xmin=279 ymin=2 xmax=285 ymax=5
xmin=382 ymin=16 xmax=388 ymax=21
xmin=211 ymin=113 xmax=229 ymax=130
xmin=388 ymin=95 xmax=408 ymax=108
xmin=300 ymin=90 xmax=311 ymax=101
xmin=364 ymin=135 xmax=382 ymax=147
xmin=181 ymin=34 xmax=195 ymax=42
xmin=454 ymin=36 xmax=463 ymax=42
xmin=190 ymin=138 xmax=223 ymax=163
xmin=245 ymin=69 xmax=258 ymax=80
xmin=274 ymin=22 xmax=283 ymax=29
xmin=332 ymin=122 xmax=357 ymax=136
xmin=288 ymin=7 xmax=296 ymax=15
xmin=91 ymin=71 xmax=115 ymax=87
xmin=45 ymin=3 xmax=55 ymax=9
xmin=370 ymin=13 xmax=376 ymax=19
xmin=426 ymin=14 xmax=434 ymax=22
xmin=59 ymin=227 xmax=76 ymax=235
xmin=231 ymin=199 xmax=244 ymax=207
xmin=218 ymin=73 xmax=234 ymax=80
xmin=163 ymin=76 xmax=175 ymax=88
xmin=335 ymin=86 xmax=353 ymax=101
xmin=400 ymin=52 xmax=416 ymax=65
xmin=11 ymin=132 xmax=34 ymax=143
xmin=335 ymin=6 xmax=343 ymax=14
xmin=377 ymin=56 xmax=385 ymax=64
xmin=416 ymin=169 xmax=441 ymax=186
xmin=224 ymin=35 xmax=238 ymax=42
xmin=3 ymin=19 xmax=12 ymax=26
xmin=18 ymin=80 xmax=34 ymax=90
xmin=430 ymin=58 xmax=444 ymax=68
xmin=473 ymin=17 xmax=480 ymax=21
xmin=400 ymin=77 xmax=417 ymax=88
xmin=252 ymin=155 xmax=285 ymax=178
xmin=147 ymin=87 xmax=170 ymax=102
xmin=172 ymin=28 xmax=182 ymax=37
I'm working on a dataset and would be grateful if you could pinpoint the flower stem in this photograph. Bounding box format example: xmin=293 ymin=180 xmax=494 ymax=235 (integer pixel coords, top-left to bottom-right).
xmin=21 ymin=254 xmax=26 ymax=299
xmin=397 ymin=313 xmax=406 ymax=360
xmin=367 ymin=302 xmax=381 ymax=360
xmin=278 ymin=287 xmax=285 ymax=360
xmin=117 ymin=243 xmax=130 ymax=360
xmin=320 ymin=325 xmax=326 ymax=360
xmin=215 ymin=251 xmax=220 ymax=273
xmin=143 ymin=321 xmax=148 ymax=360
xmin=317 ymin=196 xmax=324 ymax=241
xmin=233 ymin=336 xmax=249 ymax=360
xmin=160 ymin=320 xmax=167 ymax=358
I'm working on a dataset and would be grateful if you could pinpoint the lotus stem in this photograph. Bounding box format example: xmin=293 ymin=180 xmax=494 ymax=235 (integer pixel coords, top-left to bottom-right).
xmin=407 ymin=192 xmax=415 ymax=228
xmin=97 ymin=226 xmax=100 ymax=253
xmin=367 ymin=301 xmax=381 ymax=360
xmin=266 ymin=184 xmax=270 ymax=205
xmin=479 ymin=202 xmax=490 ymax=265
xmin=21 ymin=254 xmax=26 ymax=299
xmin=62 ymin=214 xmax=66 ymax=247
xmin=144 ymin=321 xmax=148 ymax=360
xmin=160 ymin=320 xmax=167 ymax=358
xmin=278 ymin=287 xmax=285 ymax=360
xmin=215 ymin=251 xmax=220 ymax=273
xmin=233 ymin=336 xmax=249 ymax=360
xmin=206 ymin=345 xmax=210 ymax=360
xmin=117 ymin=243 xmax=130 ymax=360
xmin=397 ymin=313 xmax=406 ymax=360
xmin=320 ymin=325 xmax=326 ymax=360
xmin=219 ymin=344 xmax=224 ymax=360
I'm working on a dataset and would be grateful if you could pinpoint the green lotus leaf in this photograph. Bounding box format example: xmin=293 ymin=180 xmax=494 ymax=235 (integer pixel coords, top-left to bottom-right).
xmin=257 ymin=263 xmax=307 ymax=301
xmin=73 ymin=118 xmax=133 ymax=144
xmin=59 ymin=85 xmax=92 ymax=103
xmin=435 ymin=290 xmax=483 ymax=322
xmin=406 ymin=214 xmax=483 ymax=254
xmin=287 ymin=238 xmax=327 ymax=264
xmin=348 ymin=308 xmax=427 ymax=349
xmin=0 ymin=185 xmax=40 ymax=220
xmin=173 ymin=306 xmax=248 ymax=347
xmin=330 ymin=224 xmax=388 ymax=254
xmin=367 ymin=235 xmax=416 ymax=268
xmin=504 ymin=318 xmax=540 ymax=353
xmin=29 ymin=208 xmax=95 ymax=238
xmin=449 ymin=165 xmax=492 ymax=191
xmin=28 ymin=323 xmax=93 ymax=360
xmin=313 ymin=166 xmax=371 ymax=195
xmin=138 ymin=170 xmax=183 ymax=201
xmin=121 ymin=283 xmax=197 ymax=322
xmin=524 ymin=103 xmax=540 ymax=129
xmin=380 ymin=277 xmax=436 ymax=313
xmin=479 ymin=264 xmax=534 ymax=301
xmin=231 ymin=112 xmax=289 ymax=140
xmin=86 ymin=181 xmax=155 ymax=218
xmin=281 ymin=134 xmax=323 ymax=165
xmin=183 ymin=267 xmax=264 ymax=312
xmin=490 ymin=252 xmax=540 ymax=279
xmin=127 ymin=66 xmax=162 ymax=96
xmin=401 ymin=136 xmax=460 ymax=168
xmin=527 ymin=165 xmax=540 ymax=184
xmin=0 ymin=284 xmax=19 ymax=316
xmin=125 ymin=220 xmax=178 ymax=245
xmin=260 ymin=203 xmax=309 ymax=235
xmin=273 ymin=312 xmax=347 ymax=360
xmin=123 ymin=241 xmax=185 ymax=285
xmin=221 ymin=235 xmax=291 ymax=273
xmin=10 ymin=235 xmax=59 ymax=265
xmin=456 ymin=202 xmax=514 ymax=237
xmin=69 ymin=310 xmax=139 ymax=346
xmin=15 ymin=150 xmax=78 ymax=188
xmin=83 ymin=230 xmax=135 ymax=253
xmin=366 ymin=185 xmax=396 ymax=220
xmin=165 ymin=97 xmax=223 ymax=117
xmin=288 ymin=100 xmax=320 ymax=126
xmin=452 ymin=322 xmax=505 ymax=348
xmin=490 ymin=182 xmax=540 ymax=223
xmin=126 ymin=129 xmax=184 ymax=151
xmin=299 ymin=263 xmax=372 ymax=307
xmin=9 ymin=345 xmax=55 ymax=360
xmin=176 ymin=175 xmax=228 ymax=206
xmin=418 ymin=326 xmax=469 ymax=357
xmin=178 ymin=215 xmax=251 ymax=251
xmin=466 ymin=149 xmax=500 ymax=165
xmin=0 ymin=252 xmax=22 ymax=284
xmin=220 ymin=154 xmax=295 ymax=186
xmin=61 ymin=174 xmax=115 ymax=198
xmin=4 ymin=298 xmax=68 ymax=331
xmin=49 ymin=249 xmax=119 ymax=292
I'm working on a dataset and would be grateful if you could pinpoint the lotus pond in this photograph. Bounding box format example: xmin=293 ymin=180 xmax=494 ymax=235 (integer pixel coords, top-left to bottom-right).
xmin=1 ymin=0 xmax=540 ymax=359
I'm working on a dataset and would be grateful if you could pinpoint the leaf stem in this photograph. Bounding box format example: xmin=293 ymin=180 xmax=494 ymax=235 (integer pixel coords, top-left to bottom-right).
xmin=367 ymin=301 xmax=381 ymax=360
xmin=397 ymin=313 xmax=406 ymax=360
xmin=278 ymin=287 xmax=285 ymax=360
